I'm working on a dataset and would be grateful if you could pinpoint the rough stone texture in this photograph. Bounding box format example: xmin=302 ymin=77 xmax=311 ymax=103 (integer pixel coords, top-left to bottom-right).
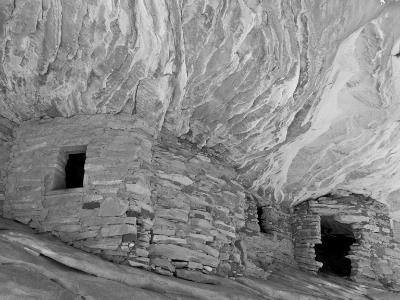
xmin=150 ymin=131 xmax=295 ymax=276
xmin=293 ymin=194 xmax=400 ymax=291
xmin=0 ymin=117 xmax=15 ymax=214
xmin=2 ymin=217 xmax=397 ymax=300
xmin=241 ymin=194 xmax=296 ymax=276
xmin=2 ymin=0 xmax=400 ymax=212
xmin=3 ymin=1 xmax=400 ymax=292
xmin=3 ymin=117 xmax=294 ymax=278
xmin=3 ymin=114 xmax=154 ymax=262
xmin=150 ymin=132 xmax=248 ymax=276
xmin=393 ymin=220 xmax=400 ymax=243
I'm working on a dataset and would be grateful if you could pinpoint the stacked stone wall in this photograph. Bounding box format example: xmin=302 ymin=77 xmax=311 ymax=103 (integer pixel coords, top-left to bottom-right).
xmin=240 ymin=194 xmax=296 ymax=276
xmin=3 ymin=117 xmax=295 ymax=280
xmin=293 ymin=194 xmax=400 ymax=291
xmin=292 ymin=202 xmax=322 ymax=273
xmin=4 ymin=114 xmax=154 ymax=264
xmin=393 ymin=220 xmax=400 ymax=243
xmin=148 ymin=132 xmax=296 ymax=279
xmin=0 ymin=117 xmax=15 ymax=214
xmin=150 ymin=133 xmax=244 ymax=278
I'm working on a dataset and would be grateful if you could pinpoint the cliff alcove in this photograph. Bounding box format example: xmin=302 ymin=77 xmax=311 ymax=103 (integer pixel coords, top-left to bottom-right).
xmin=1 ymin=0 xmax=400 ymax=298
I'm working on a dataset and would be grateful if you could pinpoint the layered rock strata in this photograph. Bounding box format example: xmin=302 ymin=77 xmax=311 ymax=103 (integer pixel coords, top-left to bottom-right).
xmin=2 ymin=0 xmax=400 ymax=210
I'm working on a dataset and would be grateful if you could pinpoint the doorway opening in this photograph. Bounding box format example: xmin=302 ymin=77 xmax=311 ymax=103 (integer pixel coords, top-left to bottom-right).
xmin=314 ymin=216 xmax=355 ymax=277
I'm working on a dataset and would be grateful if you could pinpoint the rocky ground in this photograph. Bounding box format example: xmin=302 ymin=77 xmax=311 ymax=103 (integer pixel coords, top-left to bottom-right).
xmin=0 ymin=217 xmax=397 ymax=300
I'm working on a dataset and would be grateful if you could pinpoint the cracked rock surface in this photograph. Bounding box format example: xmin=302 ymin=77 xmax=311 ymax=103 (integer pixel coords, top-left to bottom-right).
xmin=2 ymin=0 xmax=400 ymax=211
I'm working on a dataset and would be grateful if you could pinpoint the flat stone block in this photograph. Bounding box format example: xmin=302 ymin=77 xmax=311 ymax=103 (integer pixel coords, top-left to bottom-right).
xmin=156 ymin=208 xmax=189 ymax=223
xmin=99 ymin=197 xmax=128 ymax=217
xmin=126 ymin=182 xmax=151 ymax=196
xmin=101 ymin=224 xmax=136 ymax=237
xmin=152 ymin=235 xmax=187 ymax=244
xmin=149 ymin=244 xmax=219 ymax=267
xmin=157 ymin=172 xmax=193 ymax=186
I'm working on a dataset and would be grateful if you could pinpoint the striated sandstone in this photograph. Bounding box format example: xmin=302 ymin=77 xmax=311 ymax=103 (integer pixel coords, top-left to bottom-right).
xmin=1 ymin=0 xmax=400 ymax=212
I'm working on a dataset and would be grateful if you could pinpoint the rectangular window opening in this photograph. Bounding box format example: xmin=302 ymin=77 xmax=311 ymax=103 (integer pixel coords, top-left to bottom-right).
xmin=65 ymin=152 xmax=86 ymax=188
xmin=51 ymin=146 xmax=87 ymax=191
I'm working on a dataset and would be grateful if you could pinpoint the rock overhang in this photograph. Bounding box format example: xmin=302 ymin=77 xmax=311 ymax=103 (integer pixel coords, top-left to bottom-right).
xmin=1 ymin=0 xmax=400 ymax=212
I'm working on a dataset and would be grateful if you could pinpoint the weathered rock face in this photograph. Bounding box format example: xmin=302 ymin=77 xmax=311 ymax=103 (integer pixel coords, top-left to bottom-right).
xmin=0 ymin=0 xmax=178 ymax=132
xmin=2 ymin=1 xmax=400 ymax=213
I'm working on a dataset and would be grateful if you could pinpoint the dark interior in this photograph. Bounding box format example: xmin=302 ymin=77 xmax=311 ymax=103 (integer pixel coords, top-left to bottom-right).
xmin=257 ymin=206 xmax=271 ymax=234
xmin=257 ymin=206 xmax=266 ymax=233
xmin=65 ymin=152 xmax=86 ymax=188
xmin=315 ymin=216 xmax=356 ymax=277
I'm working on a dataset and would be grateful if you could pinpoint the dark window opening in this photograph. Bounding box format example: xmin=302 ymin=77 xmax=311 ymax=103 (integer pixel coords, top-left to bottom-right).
xmin=257 ymin=206 xmax=268 ymax=233
xmin=315 ymin=216 xmax=356 ymax=277
xmin=65 ymin=152 xmax=86 ymax=188
xmin=49 ymin=146 xmax=87 ymax=191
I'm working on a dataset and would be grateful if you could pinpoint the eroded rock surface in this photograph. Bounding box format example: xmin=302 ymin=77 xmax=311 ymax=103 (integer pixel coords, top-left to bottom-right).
xmin=2 ymin=1 xmax=400 ymax=213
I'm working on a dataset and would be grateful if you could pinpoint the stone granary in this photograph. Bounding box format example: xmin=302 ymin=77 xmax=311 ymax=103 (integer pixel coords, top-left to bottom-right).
xmin=293 ymin=194 xmax=400 ymax=288
xmin=2 ymin=0 xmax=400 ymax=298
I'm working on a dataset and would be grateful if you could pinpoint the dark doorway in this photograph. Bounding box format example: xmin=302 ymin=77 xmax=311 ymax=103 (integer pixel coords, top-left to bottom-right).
xmin=315 ymin=216 xmax=355 ymax=277
xmin=65 ymin=152 xmax=86 ymax=188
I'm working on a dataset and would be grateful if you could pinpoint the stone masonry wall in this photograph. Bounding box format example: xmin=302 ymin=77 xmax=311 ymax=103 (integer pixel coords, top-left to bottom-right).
xmin=240 ymin=193 xmax=296 ymax=276
xmin=293 ymin=194 xmax=400 ymax=291
xmin=149 ymin=132 xmax=296 ymax=280
xmin=0 ymin=117 xmax=15 ymax=214
xmin=3 ymin=117 xmax=295 ymax=280
xmin=292 ymin=202 xmax=322 ymax=273
xmin=4 ymin=114 xmax=155 ymax=264
xmin=150 ymin=132 xmax=246 ymax=278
